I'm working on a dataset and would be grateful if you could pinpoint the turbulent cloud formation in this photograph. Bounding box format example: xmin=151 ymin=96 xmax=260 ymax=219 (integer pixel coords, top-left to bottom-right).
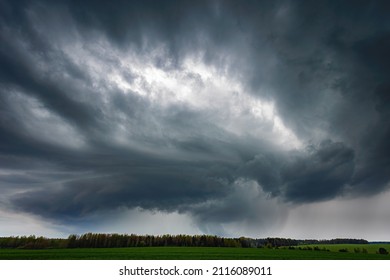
xmin=0 ymin=0 xmax=389 ymax=238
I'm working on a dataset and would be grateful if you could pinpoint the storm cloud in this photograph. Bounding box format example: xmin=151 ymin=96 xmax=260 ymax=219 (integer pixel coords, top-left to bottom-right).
xmin=1 ymin=0 xmax=389 ymax=238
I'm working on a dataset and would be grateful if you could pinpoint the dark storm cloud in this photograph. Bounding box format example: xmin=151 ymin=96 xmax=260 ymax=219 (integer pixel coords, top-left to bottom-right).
xmin=237 ymin=140 xmax=355 ymax=203
xmin=12 ymin=166 xmax=228 ymax=220
xmin=1 ymin=0 xmax=389 ymax=231
xmin=281 ymin=140 xmax=355 ymax=202
xmin=234 ymin=0 xmax=390 ymax=198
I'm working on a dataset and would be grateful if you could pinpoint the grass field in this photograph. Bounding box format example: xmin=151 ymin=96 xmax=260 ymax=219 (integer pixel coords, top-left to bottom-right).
xmin=295 ymin=243 xmax=390 ymax=254
xmin=1 ymin=246 xmax=390 ymax=260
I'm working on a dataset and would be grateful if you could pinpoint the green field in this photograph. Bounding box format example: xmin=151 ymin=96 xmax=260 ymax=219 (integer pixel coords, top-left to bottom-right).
xmin=295 ymin=243 xmax=390 ymax=254
xmin=1 ymin=246 xmax=390 ymax=260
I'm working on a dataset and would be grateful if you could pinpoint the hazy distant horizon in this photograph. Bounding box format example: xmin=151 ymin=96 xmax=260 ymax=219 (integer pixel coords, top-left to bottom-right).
xmin=1 ymin=231 xmax=388 ymax=244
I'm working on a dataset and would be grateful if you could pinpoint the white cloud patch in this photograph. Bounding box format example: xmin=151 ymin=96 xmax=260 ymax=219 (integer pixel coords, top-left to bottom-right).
xmin=58 ymin=36 xmax=302 ymax=152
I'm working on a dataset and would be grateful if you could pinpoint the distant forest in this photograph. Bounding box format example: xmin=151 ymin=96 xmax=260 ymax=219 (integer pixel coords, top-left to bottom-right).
xmin=0 ymin=233 xmax=368 ymax=249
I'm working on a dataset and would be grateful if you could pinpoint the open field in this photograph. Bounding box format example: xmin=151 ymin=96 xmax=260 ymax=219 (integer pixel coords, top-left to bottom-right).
xmin=295 ymin=243 xmax=390 ymax=254
xmin=1 ymin=246 xmax=390 ymax=260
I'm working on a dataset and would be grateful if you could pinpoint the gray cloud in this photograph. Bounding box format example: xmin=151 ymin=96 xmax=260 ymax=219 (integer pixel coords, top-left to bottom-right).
xmin=0 ymin=0 xmax=389 ymax=237
xmin=281 ymin=140 xmax=355 ymax=202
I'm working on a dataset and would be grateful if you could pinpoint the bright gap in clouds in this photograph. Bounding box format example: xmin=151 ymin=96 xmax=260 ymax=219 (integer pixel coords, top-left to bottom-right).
xmin=61 ymin=39 xmax=302 ymax=151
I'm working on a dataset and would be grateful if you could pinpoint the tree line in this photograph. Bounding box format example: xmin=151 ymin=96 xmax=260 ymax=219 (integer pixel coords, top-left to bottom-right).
xmin=0 ymin=234 xmax=368 ymax=249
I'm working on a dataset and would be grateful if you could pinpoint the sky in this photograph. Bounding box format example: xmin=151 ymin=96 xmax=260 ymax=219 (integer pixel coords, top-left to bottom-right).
xmin=0 ymin=0 xmax=389 ymax=241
